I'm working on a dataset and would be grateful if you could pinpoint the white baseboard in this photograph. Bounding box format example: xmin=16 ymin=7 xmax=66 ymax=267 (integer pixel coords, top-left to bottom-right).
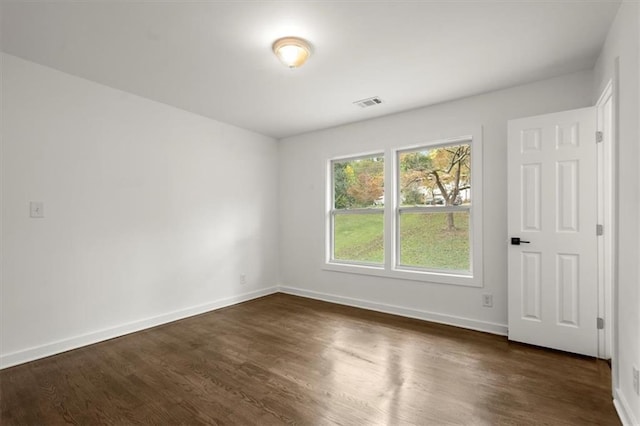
xmin=278 ymin=285 xmax=508 ymax=336
xmin=614 ymin=387 xmax=639 ymax=426
xmin=0 ymin=286 xmax=278 ymax=370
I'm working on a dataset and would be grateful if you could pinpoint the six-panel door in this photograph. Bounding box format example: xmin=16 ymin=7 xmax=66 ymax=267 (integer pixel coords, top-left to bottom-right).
xmin=507 ymin=107 xmax=598 ymax=357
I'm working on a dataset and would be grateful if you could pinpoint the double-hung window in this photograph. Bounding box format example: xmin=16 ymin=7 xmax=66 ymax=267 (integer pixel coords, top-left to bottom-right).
xmin=330 ymin=154 xmax=385 ymax=265
xmin=326 ymin=134 xmax=482 ymax=287
xmin=396 ymin=142 xmax=472 ymax=273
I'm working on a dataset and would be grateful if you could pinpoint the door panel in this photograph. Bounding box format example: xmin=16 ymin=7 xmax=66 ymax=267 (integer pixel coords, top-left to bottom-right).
xmin=508 ymin=107 xmax=597 ymax=357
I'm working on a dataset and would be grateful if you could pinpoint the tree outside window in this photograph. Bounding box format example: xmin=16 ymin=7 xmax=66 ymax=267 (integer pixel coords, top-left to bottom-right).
xmin=327 ymin=135 xmax=481 ymax=285
xmin=397 ymin=143 xmax=472 ymax=272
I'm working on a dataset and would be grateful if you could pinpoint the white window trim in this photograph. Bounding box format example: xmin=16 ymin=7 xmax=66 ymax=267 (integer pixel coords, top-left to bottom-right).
xmin=325 ymin=130 xmax=483 ymax=288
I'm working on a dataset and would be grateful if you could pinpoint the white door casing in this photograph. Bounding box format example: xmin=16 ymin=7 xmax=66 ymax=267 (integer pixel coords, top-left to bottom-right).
xmin=507 ymin=107 xmax=598 ymax=357
xmin=596 ymin=81 xmax=614 ymax=360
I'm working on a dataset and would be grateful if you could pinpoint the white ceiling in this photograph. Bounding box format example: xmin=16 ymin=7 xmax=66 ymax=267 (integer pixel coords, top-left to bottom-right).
xmin=1 ymin=1 xmax=620 ymax=139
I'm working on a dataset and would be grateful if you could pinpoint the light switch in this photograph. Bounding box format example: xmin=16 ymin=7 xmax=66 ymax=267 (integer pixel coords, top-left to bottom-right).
xmin=30 ymin=201 xmax=44 ymax=218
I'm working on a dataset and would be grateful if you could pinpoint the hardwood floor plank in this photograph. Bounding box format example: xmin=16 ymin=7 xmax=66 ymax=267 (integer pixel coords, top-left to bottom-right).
xmin=0 ymin=293 xmax=620 ymax=425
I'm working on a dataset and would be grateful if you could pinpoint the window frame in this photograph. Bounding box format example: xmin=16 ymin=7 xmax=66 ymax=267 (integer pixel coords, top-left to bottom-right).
xmin=325 ymin=132 xmax=483 ymax=288
xmin=395 ymin=139 xmax=473 ymax=275
xmin=327 ymin=152 xmax=386 ymax=267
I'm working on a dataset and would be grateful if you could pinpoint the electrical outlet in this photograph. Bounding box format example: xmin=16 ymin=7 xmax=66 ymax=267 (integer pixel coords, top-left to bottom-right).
xmin=482 ymin=293 xmax=493 ymax=308
xmin=633 ymin=365 xmax=639 ymax=395
xmin=240 ymin=274 xmax=247 ymax=285
xmin=30 ymin=201 xmax=44 ymax=218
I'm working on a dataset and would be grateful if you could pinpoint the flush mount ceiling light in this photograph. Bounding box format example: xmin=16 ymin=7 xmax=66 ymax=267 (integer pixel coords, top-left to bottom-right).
xmin=272 ymin=37 xmax=311 ymax=69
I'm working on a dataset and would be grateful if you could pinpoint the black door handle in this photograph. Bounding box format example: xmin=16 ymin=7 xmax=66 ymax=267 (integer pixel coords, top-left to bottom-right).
xmin=511 ymin=237 xmax=530 ymax=245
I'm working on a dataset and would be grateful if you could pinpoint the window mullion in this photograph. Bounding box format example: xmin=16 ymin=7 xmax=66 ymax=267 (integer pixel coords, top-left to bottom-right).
xmin=384 ymin=147 xmax=394 ymax=271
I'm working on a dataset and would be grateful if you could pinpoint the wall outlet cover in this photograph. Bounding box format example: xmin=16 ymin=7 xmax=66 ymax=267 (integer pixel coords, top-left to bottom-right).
xmin=482 ymin=293 xmax=493 ymax=308
xmin=30 ymin=201 xmax=44 ymax=218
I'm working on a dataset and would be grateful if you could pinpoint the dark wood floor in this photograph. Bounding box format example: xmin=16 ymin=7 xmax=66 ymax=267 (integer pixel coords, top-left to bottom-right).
xmin=1 ymin=293 xmax=619 ymax=425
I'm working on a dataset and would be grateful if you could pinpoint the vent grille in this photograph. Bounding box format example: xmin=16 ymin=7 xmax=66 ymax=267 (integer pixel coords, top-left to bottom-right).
xmin=353 ymin=96 xmax=383 ymax=108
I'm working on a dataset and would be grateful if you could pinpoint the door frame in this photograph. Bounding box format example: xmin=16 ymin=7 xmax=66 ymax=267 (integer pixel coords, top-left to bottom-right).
xmin=596 ymin=68 xmax=619 ymax=400
xmin=596 ymin=78 xmax=616 ymax=362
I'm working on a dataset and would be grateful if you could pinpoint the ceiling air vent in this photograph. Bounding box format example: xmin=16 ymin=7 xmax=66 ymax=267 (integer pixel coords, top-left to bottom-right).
xmin=353 ymin=96 xmax=383 ymax=108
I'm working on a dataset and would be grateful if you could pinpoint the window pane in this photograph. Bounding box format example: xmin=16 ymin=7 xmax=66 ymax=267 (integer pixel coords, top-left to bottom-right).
xmin=398 ymin=144 xmax=470 ymax=207
xmin=334 ymin=213 xmax=384 ymax=264
xmin=333 ymin=156 xmax=384 ymax=209
xmin=398 ymin=211 xmax=470 ymax=271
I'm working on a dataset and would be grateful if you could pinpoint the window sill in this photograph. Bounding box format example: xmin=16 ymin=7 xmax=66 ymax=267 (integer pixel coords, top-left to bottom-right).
xmin=323 ymin=261 xmax=482 ymax=287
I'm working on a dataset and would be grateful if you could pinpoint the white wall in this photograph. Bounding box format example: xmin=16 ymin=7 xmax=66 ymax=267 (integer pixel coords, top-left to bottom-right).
xmin=593 ymin=2 xmax=640 ymax=424
xmin=0 ymin=54 xmax=280 ymax=368
xmin=278 ymin=70 xmax=593 ymax=334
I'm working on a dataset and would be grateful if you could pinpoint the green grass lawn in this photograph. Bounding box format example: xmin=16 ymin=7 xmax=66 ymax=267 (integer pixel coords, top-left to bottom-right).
xmin=334 ymin=212 xmax=469 ymax=271
xmin=334 ymin=214 xmax=385 ymax=263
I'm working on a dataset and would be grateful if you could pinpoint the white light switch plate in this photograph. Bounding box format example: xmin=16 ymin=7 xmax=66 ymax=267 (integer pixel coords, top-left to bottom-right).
xmin=30 ymin=201 xmax=44 ymax=218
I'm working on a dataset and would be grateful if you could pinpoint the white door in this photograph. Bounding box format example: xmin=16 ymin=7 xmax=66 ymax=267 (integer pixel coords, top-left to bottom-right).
xmin=507 ymin=107 xmax=598 ymax=357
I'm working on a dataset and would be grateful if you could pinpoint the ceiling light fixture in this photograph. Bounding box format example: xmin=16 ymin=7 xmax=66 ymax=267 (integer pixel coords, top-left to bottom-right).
xmin=272 ymin=37 xmax=311 ymax=69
